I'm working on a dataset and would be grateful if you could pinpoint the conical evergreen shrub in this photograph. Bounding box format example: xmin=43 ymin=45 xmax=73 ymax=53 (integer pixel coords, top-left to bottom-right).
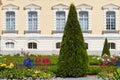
xmin=102 ymin=38 xmax=110 ymax=56
xmin=57 ymin=4 xmax=88 ymax=77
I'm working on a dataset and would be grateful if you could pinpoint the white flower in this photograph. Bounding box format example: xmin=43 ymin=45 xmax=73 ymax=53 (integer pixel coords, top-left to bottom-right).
xmin=107 ymin=59 xmax=111 ymax=62
xmin=97 ymin=57 xmax=100 ymax=60
xmin=102 ymin=59 xmax=104 ymax=61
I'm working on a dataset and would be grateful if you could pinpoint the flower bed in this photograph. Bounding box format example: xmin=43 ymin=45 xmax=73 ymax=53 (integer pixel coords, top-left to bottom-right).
xmin=0 ymin=54 xmax=119 ymax=79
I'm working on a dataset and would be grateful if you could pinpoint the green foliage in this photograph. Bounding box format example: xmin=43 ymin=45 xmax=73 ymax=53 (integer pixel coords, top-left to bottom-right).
xmin=87 ymin=66 xmax=102 ymax=75
xmin=57 ymin=4 xmax=88 ymax=77
xmin=97 ymin=66 xmax=116 ymax=79
xmin=89 ymin=55 xmax=100 ymax=65
xmin=0 ymin=68 xmax=54 ymax=79
xmin=113 ymin=67 xmax=120 ymax=80
xmin=102 ymin=38 xmax=110 ymax=56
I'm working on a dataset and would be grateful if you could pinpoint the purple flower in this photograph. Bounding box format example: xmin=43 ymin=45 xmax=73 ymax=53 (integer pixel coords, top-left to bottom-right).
xmin=23 ymin=58 xmax=33 ymax=68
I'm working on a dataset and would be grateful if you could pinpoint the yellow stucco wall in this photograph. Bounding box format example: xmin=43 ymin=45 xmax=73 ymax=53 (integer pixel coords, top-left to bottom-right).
xmin=0 ymin=0 xmax=120 ymax=34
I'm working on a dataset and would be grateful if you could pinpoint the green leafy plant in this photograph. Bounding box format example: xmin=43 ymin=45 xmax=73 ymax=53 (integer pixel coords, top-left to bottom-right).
xmin=87 ymin=66 xmax=102 ymax=75
xmin=97 ymin=66 xmax=116 ymax=79
xmin=113 ymin=68 xmax=120 ymax=80
xmin=57 ymin=3 xmax=88 ymax=77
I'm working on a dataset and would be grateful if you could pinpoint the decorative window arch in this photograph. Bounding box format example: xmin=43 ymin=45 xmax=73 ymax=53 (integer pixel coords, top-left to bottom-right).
xmin=76 ymin=4 xmax=92 ymax=33
xmin=24 ymin=4 xmax=41 ymax=31
xmin=28 ymin=42 xmax=37 ymax=49
xmin=52 ymin=4 xmax=69 ymax=33
xmin=2 ymin=4 xmax=19 ymax=31
xmin=6 ymin=42 xmax=14 ymax=48
xmin=102 ymin=4 xmax=120 ymax=31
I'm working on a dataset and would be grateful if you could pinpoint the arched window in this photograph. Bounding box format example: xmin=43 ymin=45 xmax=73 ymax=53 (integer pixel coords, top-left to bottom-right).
xmin=108 ymin=42 xmax=115 ymax=49
xmin=56 ymin=11 xmax=66 ymax=30
xmin=6 ymin=42 xmax=14 ymax=48
xmin=6 ymin=11 xmax=15 ymax=30
xmin=28 ymin=42 xmax=37 ymax=49
xmin=79 ymin=11 xmax=89 ymax=30
xmin=28 ymin=11 xmax=38 ymax=30
xmin=85 ymin=43 xmax=88 ymax=49
xmin=56 ymin=42 xmax=61 ymax=49
xmin=106 ymin=11 xmax=116 ymax=30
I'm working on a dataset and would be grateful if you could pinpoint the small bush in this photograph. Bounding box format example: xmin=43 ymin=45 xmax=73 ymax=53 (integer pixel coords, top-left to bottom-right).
xmin=89 ymin=55 xmax=100 ymax=65
xmin=87 ymin=66 xmax=102 ymax=75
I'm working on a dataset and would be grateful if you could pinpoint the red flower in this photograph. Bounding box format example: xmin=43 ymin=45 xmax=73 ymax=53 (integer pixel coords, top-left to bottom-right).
xmin=42 ymin=58 xmax=51 ymax=65
xmin=35 ymin=56 xmax=42 ymax=65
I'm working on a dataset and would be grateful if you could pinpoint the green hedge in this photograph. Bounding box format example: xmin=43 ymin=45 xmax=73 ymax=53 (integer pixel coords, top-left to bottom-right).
xmin=87 ymin=66 xmax=102 ymax=75
xmin=88 ymin=55 xmax=100 ymax=65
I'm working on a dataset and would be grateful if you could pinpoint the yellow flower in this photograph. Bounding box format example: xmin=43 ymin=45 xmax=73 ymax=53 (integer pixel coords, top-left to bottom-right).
xmin=7 ymin=66 xmax=12 ymax=69
xmin=9 ymin=63 xmax=14 ymax=68
xmin=6 ymin=63 xmax=14 ymax=69
xmin=35 ymin=70 xmax=39 ymax=74
xmin=0 ymin=63 xmax=7 ymax=67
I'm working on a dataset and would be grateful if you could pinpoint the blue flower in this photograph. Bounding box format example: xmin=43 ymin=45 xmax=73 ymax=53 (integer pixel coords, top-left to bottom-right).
xmin=23 ymin=58 xmax=33 ymax=68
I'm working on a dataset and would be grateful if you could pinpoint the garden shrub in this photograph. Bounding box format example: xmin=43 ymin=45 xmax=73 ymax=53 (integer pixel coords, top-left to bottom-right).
xmin=57 ymin=4 xmax=88 ymax=77
xmin=102 ymin=38 xmax=110 ymax=56
xmin=89 ymin=55 xmax=100 ymax=65
xmin=87 ymin=66 xmax=102 ymax=75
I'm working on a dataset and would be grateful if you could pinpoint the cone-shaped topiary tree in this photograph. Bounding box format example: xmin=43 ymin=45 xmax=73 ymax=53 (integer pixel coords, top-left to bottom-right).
xmin=57 ymin=4 xmax=88 ymax=77
xmin=101 ymin=38 xmax=110 ymax=56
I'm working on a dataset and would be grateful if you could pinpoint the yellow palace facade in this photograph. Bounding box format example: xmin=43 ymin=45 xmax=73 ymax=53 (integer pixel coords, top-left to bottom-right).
xmin=0 ymin=0 xmax=120 ymax=55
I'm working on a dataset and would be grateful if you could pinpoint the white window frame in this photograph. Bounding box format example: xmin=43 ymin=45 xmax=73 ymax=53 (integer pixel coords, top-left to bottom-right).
xmin=56 ymin=42 xmax=61 ymax=49
xmin=102 ymin=4 xmax=120 ymax=30
xmin=2 ymin=4 xmax=19 ymax=31
xmin=6 ymin=11 xmax=15 ymax=30
xmin=28 ymin=42 xmax=37 ymax=49
xmin=6 ymin=42 xmax=14 ymax=48
xmin=4 ymin=39 xmax=16 ymax=49
xmin=76 ymin=4 xmax=92 ymax=31
xmin=52 ymin=4 xmax=69 ymax=31
xmin=79 ymin=11 xmax=89 ymax=30
xmin=56 ymin=11 xmax=66 ymax=30
xmin=108 ymin=42 xmax=116 ymax=49
xmin=106 ymin=11 xmax=116 ymax=30
xmin=24 ymin=4 xmax=41 ymax=31
xmin=28 ymin=11 xmax=38 ymax=30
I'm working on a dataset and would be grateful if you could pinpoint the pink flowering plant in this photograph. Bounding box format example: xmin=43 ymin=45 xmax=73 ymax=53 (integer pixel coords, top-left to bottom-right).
xmin=97 ymin=54 xmax=119 ymax=67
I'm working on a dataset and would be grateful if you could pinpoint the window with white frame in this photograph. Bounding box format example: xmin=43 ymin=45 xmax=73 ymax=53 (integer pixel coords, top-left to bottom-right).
xmin=24 ymin=4 xmax=41 ymax=31
xmin=56 ymin=11 xmax=66 ymax=30
xmin=106 ymin=11 xmax=116 ymax=30
xmin=6 ymin=42 xmax=14 ymax=48
xmin=108 ymin=42 xmax=115 ymax=49
xmin=2 ymin=4 xmax=19 ymax=31
xmin=56 ymin=42 xmax=61 ymax=49
xmin=52 ymin=4 xmax=68 ymax=32
xmin=79 ymin=11 xmax=89 ymax=30
xmin=6 ymin=11 xmax=15 ymax=30
xmin=28 ymin=11 xmax=38 ymax=30
xmin=28 ymin=42 xmax=37 ymax=49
